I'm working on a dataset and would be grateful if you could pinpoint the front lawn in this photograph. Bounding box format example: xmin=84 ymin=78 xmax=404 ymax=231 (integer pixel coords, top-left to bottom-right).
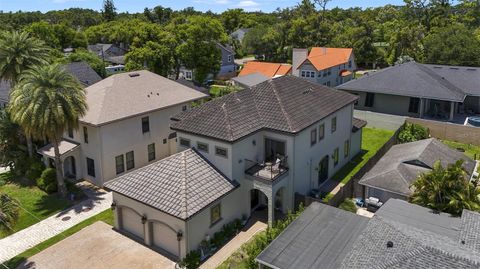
xmin=332 ymin=127 xmax=395 ymax=184
xmin=441 ymin=140 xmax=480 ymax=160
xmin=4 ymin=209 xmax=114 ymax=269
xmin=0 ymin=172 xmax=73 ymax=238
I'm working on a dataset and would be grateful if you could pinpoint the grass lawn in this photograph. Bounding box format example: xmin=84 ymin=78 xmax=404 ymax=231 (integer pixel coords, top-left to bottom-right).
xmin=3 ymin=209 xmax=114 ymax=269
xmin=441 ymin=140 xmax=480 ymax=160
xmin=209 ymin=85 xmax=227 ymax=97
xmin=0 ymin=172 xmax=73 ymax=239
xmin=332 ymin=127 xmax=395 ymax=185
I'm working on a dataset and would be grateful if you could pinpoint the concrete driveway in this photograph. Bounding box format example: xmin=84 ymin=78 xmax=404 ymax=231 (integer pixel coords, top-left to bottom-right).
xmin=17 ymin=221 xmax=176 ymax=269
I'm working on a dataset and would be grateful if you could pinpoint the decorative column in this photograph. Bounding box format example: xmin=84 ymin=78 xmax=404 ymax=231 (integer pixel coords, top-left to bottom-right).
xmin=267 ymin=192 xmax=274 ymax=226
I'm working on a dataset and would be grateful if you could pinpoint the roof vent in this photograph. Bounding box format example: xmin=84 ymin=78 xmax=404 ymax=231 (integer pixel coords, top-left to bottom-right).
xmin=467 ymin=68 xmax=477 ymax=71
xmin=461 ymin=240 xmax=466 ymax=244
xmin=129 ymin=73 xmax=140 ymax=77
xmin=386 ymin=241 xmax=394 ymax=248
xmin=303 ymin=88 xmax=314 ymax=94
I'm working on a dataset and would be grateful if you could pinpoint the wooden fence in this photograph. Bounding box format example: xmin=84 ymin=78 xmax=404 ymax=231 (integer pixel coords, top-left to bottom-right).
xmin=406 ymin=118 xmax=480 ymax=146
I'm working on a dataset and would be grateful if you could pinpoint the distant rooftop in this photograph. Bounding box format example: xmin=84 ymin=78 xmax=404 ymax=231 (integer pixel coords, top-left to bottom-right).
xmin=231 ymin=72 xmax=270 ymax=88
xmin=239 ymin=61 xmax=292 ymax=78
xmin=81 ymin=70 xmax=207 ymax=126
xmin=301 ymin=47 xmax=353 ymax=71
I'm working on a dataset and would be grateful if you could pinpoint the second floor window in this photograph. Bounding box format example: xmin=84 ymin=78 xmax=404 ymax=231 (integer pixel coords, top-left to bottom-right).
xmin=142 ymin=117 xmax=150 ymax=133
xmin=126 ymin=151 xmax=135 ymax=170
xmin=215 ymin=146 xmax=228 ymax=158
xmin=179 ymin=138 xmax=190 ymax=148
xmin=331 ymin=117 xmax=337 ymax=133
xmin=319 ymin=124 xmax=325 ymax=140
xmin=115 ymin=155 xmax=125 ymax=175
xmin=344 ymin=140 xmax=350 ymax=158
xmin=86 ymin=158 xmax=95 ymax=177
xmin=148 ymin=143 xmax=156 ymax=161
xmin=310 ymin=128 xmax=317 ymax=146
xmin=83 ymin=126 xmax=88 ymax=143
xmin=197 ymin=142 xmax=209 ymax=153
xmin=301 ymin=70 xmax=315 ymax=78
xmin=68 ymin=127 xmax=74 ymax=139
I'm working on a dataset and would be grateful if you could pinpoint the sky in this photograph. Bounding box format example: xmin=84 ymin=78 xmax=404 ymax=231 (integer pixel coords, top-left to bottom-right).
xmin=0 ymin=0 xmax=405 ymax=13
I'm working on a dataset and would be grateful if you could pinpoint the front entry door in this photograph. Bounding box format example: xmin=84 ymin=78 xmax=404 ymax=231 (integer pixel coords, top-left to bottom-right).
xmin=318 ymin=156 xmax=329 ymax=186
xmin=251 ymin=189 xmax=259 ymax=210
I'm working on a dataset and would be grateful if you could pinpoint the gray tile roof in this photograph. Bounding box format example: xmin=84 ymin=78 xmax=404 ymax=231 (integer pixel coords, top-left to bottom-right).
xmin=171 ymin=75 xmax=358 ymax=142
xmin=104 ymin=148 xmax=239 ymax=220
xmin=337 ymin=62 xmax=467 ymax=102
xmin=257 ymin=199 xmax=480 ymax=269
xmin=81 ymin=70 xmax=207 ymax=126
xmin=359 ymin=138 xmax=476 ymax=197
xmin=352 ymin=117 xmax=367 ymax=132
xmin=459 ymin=210 xmax=480 ymax=252
xmin=256 ymin=202 xmax=369 ymax=269
xmin=231 ymin=73 xmax=270 ymax=88
xmin=63 ymin=62 xmax=102 ymax=87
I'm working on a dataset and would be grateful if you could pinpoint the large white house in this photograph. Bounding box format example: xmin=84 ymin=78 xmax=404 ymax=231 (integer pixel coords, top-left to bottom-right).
xmin=105 ymin=75 xmax=366 ymax=260
xmin=38 ymin=70 xmax=207 ymax=186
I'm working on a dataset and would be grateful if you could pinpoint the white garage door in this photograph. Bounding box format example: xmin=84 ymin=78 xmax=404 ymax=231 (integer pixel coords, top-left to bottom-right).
xmin=152 ymin=222 xmax=179 ymax=258
xmin=121 ymin=208 xmax=144 ymax=240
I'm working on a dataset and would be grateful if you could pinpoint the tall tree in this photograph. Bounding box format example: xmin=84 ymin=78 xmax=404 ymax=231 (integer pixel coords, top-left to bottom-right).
xmin=410 ymin=160 xmax=480 ymax=216
xmin=0 ymin=31 xmax=50 ymax=157
xmin=102 ymin=0 xmax=116 ymax=21
xmin=9 ymin=64 xmax=87 ymax=197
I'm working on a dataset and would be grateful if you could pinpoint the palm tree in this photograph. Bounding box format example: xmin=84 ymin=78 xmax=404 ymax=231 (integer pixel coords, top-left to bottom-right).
xmin=9 ymin=64 xmax=87 ymax=197
xmin=410 ymin=160 xmax=480 ymax=216
xmin=0 ymin=31 xmax=50 ymax=157
xmin=0 ymin=193 xmax=20 ymax=232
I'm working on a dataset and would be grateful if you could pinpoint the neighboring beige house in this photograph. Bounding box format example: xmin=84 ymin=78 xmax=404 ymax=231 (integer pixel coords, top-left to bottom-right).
xmin=38 ymin=70 xmax=207 ymax=186
xmin=103 ymin=75 xmax=366 ymax=259
xmin=293 ymin=47 xmax=356 ymax=87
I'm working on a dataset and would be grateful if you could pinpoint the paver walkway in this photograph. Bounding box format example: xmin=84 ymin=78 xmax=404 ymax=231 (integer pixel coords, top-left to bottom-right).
xmin=199 ymin=219 xmax=267 ymax=269
xmin=0 ymin=181 xmax=112 ymax=264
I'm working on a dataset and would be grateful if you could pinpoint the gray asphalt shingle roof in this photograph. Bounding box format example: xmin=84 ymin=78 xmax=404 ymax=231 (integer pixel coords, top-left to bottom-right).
xmin=337 ymin=62 xmax=468 ymax=102
xmin=423 ymin=64 xmax=480 ymax=96
xmin=257 ymin=199 xmax=480 ymax=269
xmin=231 ymin=73 xmax=270 ymax=88
xmin=359 ymin=138 xmax=476 ymax=197
xmin=256 ymin=202 xmax=369 ymax=269
xmin=104 ymin=148 xmax=238 ymax=220
xmin=172 ymin=76 xmax=358 ymax=142
xmin=63 ymin=62 xmax=102 ymax=87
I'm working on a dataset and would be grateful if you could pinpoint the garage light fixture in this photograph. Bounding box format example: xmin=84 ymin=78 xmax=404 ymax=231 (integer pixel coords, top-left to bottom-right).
xmin=141 ymin=215 xmax=148 ymax=224
xmin=177 ymin=231 xmax=183 ymax=241
xmin=111 ymin=202 xmax=117 ymax=210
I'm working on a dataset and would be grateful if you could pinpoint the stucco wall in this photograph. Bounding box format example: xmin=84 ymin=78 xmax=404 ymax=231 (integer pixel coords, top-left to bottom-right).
xmin=346 ymin=91 xmax=420 ymax=117
xmin=292 ymin=104 xmax=355 ymax=195
xmin=297 ymin=54 xmax=356 ymax=87
xmin=351 ymin=128 xmax=362 ymax=157
xmin=112 ymin=192 xmax=187 ymax=259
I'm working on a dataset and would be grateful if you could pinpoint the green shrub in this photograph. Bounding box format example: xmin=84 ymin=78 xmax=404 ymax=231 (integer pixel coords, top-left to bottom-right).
xmin=339 ymin=198 xmax=357 ymax=213
xmin=398 ymin=123 xmax=429 ymax=143
xmin=36 ymin=168 xmax=57 ymax=194
xmin=179 ymin=250 xmax=200 ymax=269
xmin=25 ymin=160 xmax=45 ymax=181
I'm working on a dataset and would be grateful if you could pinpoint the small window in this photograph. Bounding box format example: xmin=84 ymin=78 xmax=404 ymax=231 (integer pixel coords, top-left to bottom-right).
xmin=197 ymin=142 xmax=209 ymax=153
xmin=333 ymin=148 xmax=339 ymax=166
xmin=318 ymin=124 xmax=325 ymax=140
xmin=365 ymin=93 xmax=375 ymax=107
xmin=142 ymin=117 xmax=150 ymax=134
xmin=327 ymin=69 xmax=331 ymax=76
xmin=115 ymin=155 xmax=124 ymax=175
xmin=344 ymin=140 xmax=350 ymax=158
xmin=126 ymin=151 xmax=135 ymax=170
xmin=228 ymin=55 xmax=232 ymax=62
xmin=210 ymin=203 xmax=221 ymax=225
xmin=215 ymin=146 xmax=228 ymax=158
xmin=310 ymin=128 xmax=317 ymax=146
xmin=301 ymin=71 xmax=306 ymax=77
xmin=148 ymin=143 xmax=156 ymax=161
xmin=68 ymin=127 xmax=74 ymax=139
xmin=83 ymin=126 xmax=88 ymax=143
xmin=163 ymin=138 xmax=167 ymax=144
xmin=408 ymin=97 xmax=420 ymax=113
xmin=331 ymin=117 xmax=337 ymax=133
xmin=182 ymin=105 xmax=187 ymax=111
xmin=348 ymin=61 xmax=352 ymax=68
xmin=86 ymin=158 xmax=95 ymax=177
xmin=185 ymin=71 xmax=192 ymax=80
xmin=179 ymin=138 xmax=191 ymax=148
xmin=326 ymin=81 xmax=331 ymax=87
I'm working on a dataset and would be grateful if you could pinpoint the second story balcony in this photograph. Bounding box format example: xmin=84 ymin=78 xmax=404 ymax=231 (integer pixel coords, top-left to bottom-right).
xmin=245 ymin=156 xmax=289 ymax=183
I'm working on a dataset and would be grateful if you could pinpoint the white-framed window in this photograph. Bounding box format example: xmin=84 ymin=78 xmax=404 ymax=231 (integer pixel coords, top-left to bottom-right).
xmin=344 ymin=140 xmax=350 ymax=158
xmin=210 ymin=203 xmax=221 ymax=225
xmin=179 ymin=138 xmax=191 ymax=148
xmin=115 ymin=155 xmax=125 ymax=175
xmin=318 ymin=124 xmax=325 ymax=140
xmin=197 ymin=142 xmax=209 ymax=153
xmin=126 ymin=151 xmax=135 ymax=170
xmin=311 ymin=128 xmax=317 ymax=146
xmin=333 ymin=148 xmax=339 ymax=166
xmin=331 ymin=117 xmax=337 ymax=133
xmin=215 ymin=146 xmax=228 ymax=158
xmin=185 ymin=71 xmax=192 ymax=80
xmin=148 ymin=143 xmax=156 ymax=162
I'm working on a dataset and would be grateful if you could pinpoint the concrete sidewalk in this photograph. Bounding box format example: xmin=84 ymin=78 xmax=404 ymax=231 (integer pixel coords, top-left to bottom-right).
xmin=199 ymin=219 xmax=267 ymax=269
xmin=0 ymin=181 xmax=112 ymax=264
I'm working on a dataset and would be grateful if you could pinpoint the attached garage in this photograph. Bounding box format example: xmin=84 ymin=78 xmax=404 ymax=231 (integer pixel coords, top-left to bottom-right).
xmin=120 ymin=207 xmax=144 ymax=240
xmin=151 ymin=221 xmax=179 ymax=258
xmin=105 ymin=148 xmax=240 ymax=260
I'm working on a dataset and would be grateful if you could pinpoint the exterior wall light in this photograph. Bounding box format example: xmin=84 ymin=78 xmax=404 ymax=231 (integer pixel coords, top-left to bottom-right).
xmin=111 ymin=202 xmax=117 ymax=210
xmin=141 ymin=215 xmax=147 ymax=224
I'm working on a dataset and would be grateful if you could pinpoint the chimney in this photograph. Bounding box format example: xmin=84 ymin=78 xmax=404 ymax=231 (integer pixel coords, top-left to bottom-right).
xmin=292 ymin=48 xmax=309 ymax=77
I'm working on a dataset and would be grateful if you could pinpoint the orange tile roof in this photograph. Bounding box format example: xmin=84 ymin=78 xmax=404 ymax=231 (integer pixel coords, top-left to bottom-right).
xmin=301 ymin=47 xmax=353 ymax=71
xmin=340 ymin=70 xmax=352 ymax=77
xmin=239 ymin=62 xmax=292 ymax=78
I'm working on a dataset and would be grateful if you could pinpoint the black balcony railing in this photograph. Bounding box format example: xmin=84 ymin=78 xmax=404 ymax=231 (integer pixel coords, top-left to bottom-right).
xmin=245 ymin=156 xmax=288 ymax=181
